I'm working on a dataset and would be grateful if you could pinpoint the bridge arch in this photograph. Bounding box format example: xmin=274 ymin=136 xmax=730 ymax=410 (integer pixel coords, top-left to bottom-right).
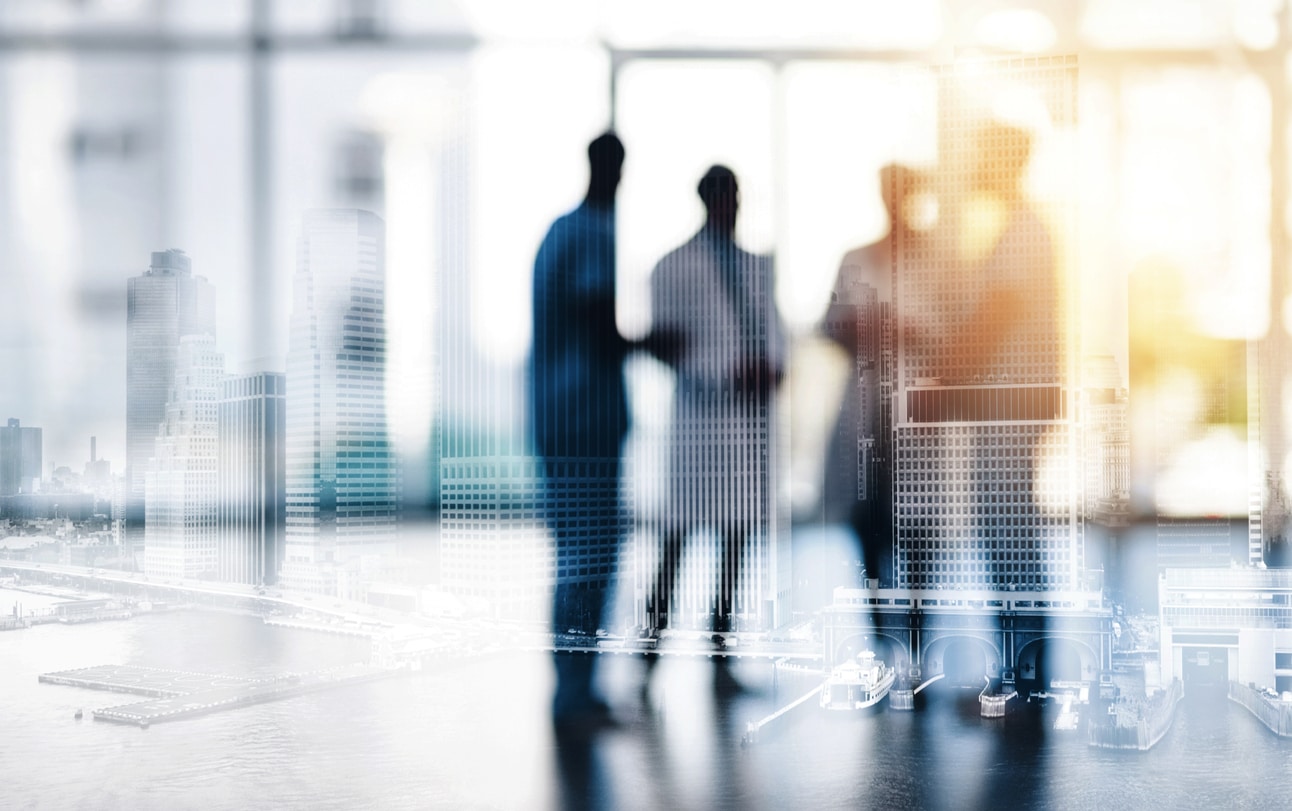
xmin=922 ymin=634 xmax=1002 ymax=686
xmin=1015 ymin=636 xmax=1100 ymax=687
xmin=832 ymin=632 xmax=909 ymax=671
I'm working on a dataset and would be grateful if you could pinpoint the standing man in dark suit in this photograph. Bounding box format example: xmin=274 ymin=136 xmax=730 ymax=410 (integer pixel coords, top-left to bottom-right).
xmin=530 ymin=132 xmax=629 ymax=733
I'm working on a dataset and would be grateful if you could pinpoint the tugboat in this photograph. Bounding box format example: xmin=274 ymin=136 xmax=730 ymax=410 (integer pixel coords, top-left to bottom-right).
xmin=820 ymin=650 xmax=896 ymax=711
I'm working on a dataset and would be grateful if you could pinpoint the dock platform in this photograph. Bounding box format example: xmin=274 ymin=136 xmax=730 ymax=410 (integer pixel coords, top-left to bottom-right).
xmin=38 ymin=664 xmax=260 ymax=697
xmin=1229 ymin=681 xmax=1292 ymax=737
xmin=40 ymin=663 xmax=396 ymax=727
xmin=91 ymin=664 xmax=392 ymax=727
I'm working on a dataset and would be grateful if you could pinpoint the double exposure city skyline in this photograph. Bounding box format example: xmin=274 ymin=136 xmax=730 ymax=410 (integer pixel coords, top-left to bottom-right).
xmin=6 ymin=4 xmax=1292 ymax=807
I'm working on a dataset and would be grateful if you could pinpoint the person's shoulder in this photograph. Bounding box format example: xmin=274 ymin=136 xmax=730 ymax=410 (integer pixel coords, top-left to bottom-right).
xmin=832 ymin=243 xmax=884 ymax=291
xmin=839 ymin=241 xmax=885 ymax=271
xmin=840 ymin=244 xmax=875 ymax=266
xmin=547 ymin=204 xmax=586 ymax=234
xmin=651 ymin=233 xmax=702 ymax=276
xmin=546 ymin=202 xmax=606 ymax=233
xmin=1006 ymin=204 xmax=1051 ymax=240
xmin=744 ymin=248 xmax=773 ymax=275
xmin=538 ymin=209 xmax=572 ymax=247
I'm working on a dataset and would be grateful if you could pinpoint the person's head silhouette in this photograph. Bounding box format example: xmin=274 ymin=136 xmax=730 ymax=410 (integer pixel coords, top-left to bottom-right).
xmin=698 ymin=164 xmax=738 ymax=238
xmin=586 ymin=132 xmax=624 ymax=208
xmin=974 ymin=122 xmax=1032 ymax=200
xmin=879 ymin=163 xmax=927 ymax=234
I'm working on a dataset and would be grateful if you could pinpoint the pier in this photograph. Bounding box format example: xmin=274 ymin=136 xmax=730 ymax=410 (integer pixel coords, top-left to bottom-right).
xmin=3 ymin=595 xmax=139 ymax=631
xmin=92 ymin=665 xmax=392 ymax=727
xmin=892 ymin=673 xmax=944 ymax=711
xmin=40 ymin=662 xmax=396 ymax=727
xmin=39 ymin=664 xmax=263 ymax=697
xmin=742 ymin=684 xmax=823 ymax=746
xmin=1088 ymin=680 xmax=1182 ymax=750
xmin=1229 ymin=681 xmax=1292 ymax=737
xmin=979 ymin=677 xmax=1018 ymax=719
xmin=262 ymin=615 xmax=383 ymax=638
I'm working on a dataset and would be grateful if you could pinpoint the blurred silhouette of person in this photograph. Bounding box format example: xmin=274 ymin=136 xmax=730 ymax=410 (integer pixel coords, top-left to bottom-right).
xmin=552 ymin=729 xmax=613 ymax=811
xmin=647 ymin=165 xmax=785 ymax=692
xmin=955 ymin=122 xmax=1060 ymax=562
xmin=937 ymin=121 xmax=1063 ymax=693
xmin=820 ymin=164 xmax=928 ymax=593
xmin=530 ymin=132 xmax=630 ymax=734
xmin=953 ymin=121 xmax=1059 ymax=382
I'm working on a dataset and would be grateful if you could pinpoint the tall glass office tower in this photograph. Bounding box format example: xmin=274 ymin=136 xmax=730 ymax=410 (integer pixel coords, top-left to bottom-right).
xmin=143 ymin=334 xmax=224 ymax=580
xmin=218 ymin=371 xmax=286 ymax=586
xmin=893 ymin=57 xmax=1082 ymax=592
xmin=126 ymin=249 xmax=216 ymax=564
xmin=281 ymin=210 xmax=398 ymax=596
xmin=0 ymin=418 xmax=42 ymax=496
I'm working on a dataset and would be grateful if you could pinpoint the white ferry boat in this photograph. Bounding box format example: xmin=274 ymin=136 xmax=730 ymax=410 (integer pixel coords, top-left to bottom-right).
xmin=820 ymin=650 xmax=896 ymax=711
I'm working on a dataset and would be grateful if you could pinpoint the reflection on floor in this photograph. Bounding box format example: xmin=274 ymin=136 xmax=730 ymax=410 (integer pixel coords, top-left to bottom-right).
xmin=503 ymin=650 xmax=1268 ymax=811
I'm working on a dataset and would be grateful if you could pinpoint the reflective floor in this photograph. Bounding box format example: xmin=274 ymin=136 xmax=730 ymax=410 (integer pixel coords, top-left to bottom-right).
xmin=6 ymin=605 xmax=1292 ymax=810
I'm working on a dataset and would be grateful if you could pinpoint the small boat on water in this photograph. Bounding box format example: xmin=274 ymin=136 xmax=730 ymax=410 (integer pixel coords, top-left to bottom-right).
xmin=820 ymin=650 xmax=896 ymax=711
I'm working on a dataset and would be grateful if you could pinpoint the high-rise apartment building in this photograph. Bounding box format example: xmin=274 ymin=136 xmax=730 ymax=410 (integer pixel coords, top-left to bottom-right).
xmin=892 ymin=57 xmax=1082 ymax=592
xmin=144 ymin=335 xmax=223 ymax=580
xmin=218 ymin=372 xmax=286 ymax=586
xmin=0 ymin=418 xmax=42 ymax=496
xmin=281 ymin=210 xmax=398 ymax=595
xmin=126 ymin=249 xmax=216 ymax=562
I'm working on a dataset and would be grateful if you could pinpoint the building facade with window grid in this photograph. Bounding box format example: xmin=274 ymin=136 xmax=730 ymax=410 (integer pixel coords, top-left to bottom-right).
xmin=1160 ymin=567 xmax=1292 ymax=693
xmin=439 ymin=456 xmax=552 ymax=620
xmin=144 ymin=335 xmax=223 ymax=581
xmin=217 ymin=371 xmax=286 ymax=586
xmin=281 ymin=209 xmax=399 ymax=595
xmin=126 ymin=249 xmax=216 ymax=564
xmin=892 ymin=57 xmax=1082 ymax=592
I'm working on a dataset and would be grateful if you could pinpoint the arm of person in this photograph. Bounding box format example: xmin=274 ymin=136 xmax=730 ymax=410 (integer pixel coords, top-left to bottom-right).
xmin=566 ymin=215 xmax=630 ymax=356
xmin=649 ymin=255 xmax=691 ymax=373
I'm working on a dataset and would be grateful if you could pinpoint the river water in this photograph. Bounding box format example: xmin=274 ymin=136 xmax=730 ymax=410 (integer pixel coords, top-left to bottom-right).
xmin=3 ymin=604 xmax=1291 ymax=810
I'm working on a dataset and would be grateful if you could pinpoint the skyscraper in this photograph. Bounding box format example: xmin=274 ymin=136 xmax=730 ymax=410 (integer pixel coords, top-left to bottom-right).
xmin=144 ymin=335 xmax=224 ymax=580
xmin=84 ymin=436 xmax=111 ymax=487
xmin=436 ymin=139 xmax=554 ymax=621
xmin=1081 ymin=355 xmax=1129 ymax=527
xmin=218 ymin=371 xmax=286 ymax=586
xmin=281 ymin=210 xmax=398 ymax=596
xmin=0 ymin=418 xmax=42 ymax=496
xmin=893 ymin=57 xmax=1082 ymax=592
xmin=822 ymin=267 xmax=897 ymax=586
xmin=126 ymin=249 xmax=216 ymax=563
